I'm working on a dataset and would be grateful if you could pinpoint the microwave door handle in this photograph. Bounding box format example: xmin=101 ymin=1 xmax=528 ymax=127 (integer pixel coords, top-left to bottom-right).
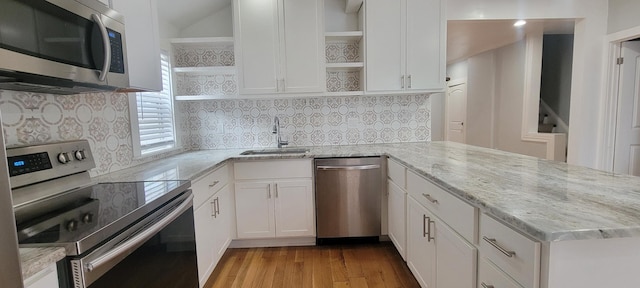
xmin=91 ymin=14 xmax=111 ymax=82
xmin=85 ymin=193 xmax=193 ymax=272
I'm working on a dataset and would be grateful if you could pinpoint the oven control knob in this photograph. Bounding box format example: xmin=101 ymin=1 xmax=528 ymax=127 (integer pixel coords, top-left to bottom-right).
xmin=82 ymin=213 xmax=93 ymax=224
xmin=57 ymin=152 xmax=71 ymax=164
xmin=66 ymin=220 xmax=79 ymax=231
xmin=74 ymin=150 xmax=86 ymax=161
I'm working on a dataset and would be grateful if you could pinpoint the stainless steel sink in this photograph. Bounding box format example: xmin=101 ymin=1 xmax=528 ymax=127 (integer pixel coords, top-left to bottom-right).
xmin=240 ymin=148 xmax=310 ymax=155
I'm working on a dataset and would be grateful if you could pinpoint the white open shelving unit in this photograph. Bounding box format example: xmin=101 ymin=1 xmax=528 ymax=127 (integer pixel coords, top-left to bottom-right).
xmin=170 ymin=37 xmax=238 ymax=100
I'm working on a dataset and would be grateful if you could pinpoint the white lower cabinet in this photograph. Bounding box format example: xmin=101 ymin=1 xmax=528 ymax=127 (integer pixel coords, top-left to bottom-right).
xmin=436 ymin=216 xmax=477 ymax=288
xmin=478 ymin=257 xmax=523 ymax=288
xmin=193 ymin=165 xmax=233 ymax=287
xmin=235 ymin=180 xmax=314 ymax=238
xmin=407 ymin=195 xmax=436 ymax=288
xmin=405 ymin=172 xmax=478 ymax=288
xmin=388 ymin=179 xmax=407 ymax=260
xmin=24 ymin=264 xmax=58 ymax=288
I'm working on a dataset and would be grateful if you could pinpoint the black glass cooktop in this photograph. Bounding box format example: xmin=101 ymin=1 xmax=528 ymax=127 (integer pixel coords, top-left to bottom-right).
xmin=16 ymin=180 xmax=190 ymax=255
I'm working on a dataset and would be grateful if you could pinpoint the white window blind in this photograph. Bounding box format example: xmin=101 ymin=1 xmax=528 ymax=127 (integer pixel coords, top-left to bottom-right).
xmin=136 ymin=52 xmax=175 ymax=154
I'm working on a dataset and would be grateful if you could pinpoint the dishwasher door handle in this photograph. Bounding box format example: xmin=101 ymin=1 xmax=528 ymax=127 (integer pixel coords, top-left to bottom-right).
xmin=316 ymin=164 xmax=380 ymax=171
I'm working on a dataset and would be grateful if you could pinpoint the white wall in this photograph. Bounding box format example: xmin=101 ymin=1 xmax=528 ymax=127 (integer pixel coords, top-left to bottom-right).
xmin=431 ymin=93 xmax=445 ymax=141
xmin=467 ymin=51 xmax=496 ymax=149
xmin=494 ymin=41 xmax=547 ymax=158
xmin=608 ymin=0 xmax=640 ymax=34
xmin=447 ymin=0 xmax=609 ymax=169
xmin=179 ymin=4 xmax=233 ymax=37
xmin=325 ymin=0 xmax=359 ymax=32
xmin=158 ymin=17 xmax=180 ymax=51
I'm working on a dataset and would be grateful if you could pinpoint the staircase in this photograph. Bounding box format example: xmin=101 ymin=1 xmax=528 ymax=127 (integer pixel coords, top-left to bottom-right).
xmin=538 ymin=114 xmax=557 ymax=133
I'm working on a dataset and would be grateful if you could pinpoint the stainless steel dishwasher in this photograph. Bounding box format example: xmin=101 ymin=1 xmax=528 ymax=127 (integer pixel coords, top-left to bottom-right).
xmin=315 ymin=157 xmax=386 ymax=240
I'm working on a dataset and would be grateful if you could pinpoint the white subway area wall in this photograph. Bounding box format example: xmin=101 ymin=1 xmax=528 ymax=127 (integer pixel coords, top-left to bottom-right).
xmin=177 ymin=94 xmax=431 ymax=149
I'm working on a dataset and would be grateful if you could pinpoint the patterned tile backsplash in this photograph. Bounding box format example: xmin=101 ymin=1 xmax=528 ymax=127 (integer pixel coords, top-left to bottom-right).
xmin=1 ymin=89 xmax=431 ymax=176
xmin=175 ymin=73 xmax=238 ymax=97
xmin=173 ymin=44 xmax=235 ymax=67
xmin=326 ymin=40 xmax=361 ymax=63
xmin=326 ymin=71 xmax=361 ymax=92
xmin=0 ymin=90 xmax=187 ymax=176
xmin=177 ymin=94 xmax=431 ymax=149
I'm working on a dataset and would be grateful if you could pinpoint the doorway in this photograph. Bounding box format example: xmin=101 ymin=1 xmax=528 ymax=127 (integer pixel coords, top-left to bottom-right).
xmin=613 ymin=40 xmax=640 ymax=176
xmin=445 ymin=79 xmax=467 ymax=143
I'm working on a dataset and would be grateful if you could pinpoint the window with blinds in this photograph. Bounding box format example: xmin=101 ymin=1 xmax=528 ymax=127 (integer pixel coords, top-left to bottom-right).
xmin=135 ymin=52 xmax=176 ymax=155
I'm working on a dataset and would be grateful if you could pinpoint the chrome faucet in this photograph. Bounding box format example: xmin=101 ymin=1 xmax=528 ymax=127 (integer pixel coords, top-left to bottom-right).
xmin=272 ymin=116 xmax=289 ymax=148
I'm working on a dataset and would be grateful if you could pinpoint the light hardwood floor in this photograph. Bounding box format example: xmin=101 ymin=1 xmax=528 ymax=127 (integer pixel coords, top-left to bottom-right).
xmin=204 ymin=242 xmax=420 ymax=288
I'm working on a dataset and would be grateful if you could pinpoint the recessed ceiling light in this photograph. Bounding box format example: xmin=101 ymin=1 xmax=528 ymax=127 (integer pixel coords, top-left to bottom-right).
xmin=514 ymin=20 xmax=527 ymax=27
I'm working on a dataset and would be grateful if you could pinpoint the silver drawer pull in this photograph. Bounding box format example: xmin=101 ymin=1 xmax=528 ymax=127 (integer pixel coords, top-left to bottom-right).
xmin=481 ymin=283 xmax=494 ymax=288
xmin=422 ymin=193 xmax=438 ymax=204
xmin=209 ymin=180 xmax=220 ymax=188
xmin=483 ymin=236 xmax=516 ymax=257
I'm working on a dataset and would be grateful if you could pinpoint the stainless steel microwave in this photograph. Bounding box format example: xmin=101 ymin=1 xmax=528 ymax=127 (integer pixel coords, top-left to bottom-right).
xmin=0 ymin=0 xmax=129 ymax=94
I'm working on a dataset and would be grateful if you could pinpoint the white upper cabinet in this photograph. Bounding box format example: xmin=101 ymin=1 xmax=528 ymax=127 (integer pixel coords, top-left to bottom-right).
xmin=365 ymin=0 xmax=445 ymax=93
xmin=111 ymin=0 xmax=162 ymax=91
xmin=234 ymin=0 xmax=324 ymax=94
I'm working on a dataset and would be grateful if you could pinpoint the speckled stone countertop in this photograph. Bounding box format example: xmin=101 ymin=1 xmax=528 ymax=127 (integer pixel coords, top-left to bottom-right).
xmin=91 ymin=141 xmax=640 ymax=243
xmin=20 ymin=247 xmax=66 ymax=280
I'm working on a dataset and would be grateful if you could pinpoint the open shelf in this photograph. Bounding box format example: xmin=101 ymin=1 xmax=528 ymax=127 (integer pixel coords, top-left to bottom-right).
xmin=173 ymin=66 xmax=236 ymax=74
xmin=326 ymin=62 xmax=364 ymax=69
xmin=325 ymin=31 xmax=363 ymax=41
xmin=170 ymin=37 xmax=234 ymax=45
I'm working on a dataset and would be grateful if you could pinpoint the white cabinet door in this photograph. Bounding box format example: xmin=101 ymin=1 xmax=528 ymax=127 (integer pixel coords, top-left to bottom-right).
xmin=212 ymin=185 xmax=233 ymax=262
xmin=405 ymin=0 xmax=444 ymax=91
xmin=234 ymin=0 xmax=280 ymax=94
xmin=436 ymin=217 xmax=478 ymax=288
xmin=406 ymin=195 xmax=436 ymax=288
xmin=365 ymin=0 xmax=445 ymax=93
xmin=274 ymin=180 xmax=315 ymax=237
xmin=24 ymin=264 xmax=58 ymax=288
xmin=234 ymin=0 xmax=323 ymax=94
xmin=110 ymin=0 xmax=162 ymax=91
xmin=365 ymin=0 xmax=404 ymax=92
xmin=388 ymin=180 xmax=407 ymax=260
xmin=194 ymin=194 xmax=216 ymax=286
xmin=235 ymin=182 xmax=275 ymax=238
xmin=281 ymin=0 xmax=324 ymax=93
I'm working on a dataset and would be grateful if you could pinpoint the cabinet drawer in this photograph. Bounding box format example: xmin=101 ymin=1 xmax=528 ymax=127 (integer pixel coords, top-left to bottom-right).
xmin=478 ymin=257 xmax=523 ymax=288
xmin=193 ymin=165 xmax=229 ymax=209
xmin=407 ymin=171 xmax=477 ymax=243
xmin=479 ymin=213 xmax=540 ymax=288
xmin=387 ymin=158 xmax=406 ymax=189
xmin=235 ymin=159 xmax=312 ymax=180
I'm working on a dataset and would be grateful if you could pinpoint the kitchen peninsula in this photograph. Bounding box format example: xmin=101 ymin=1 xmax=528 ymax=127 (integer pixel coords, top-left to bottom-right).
xmin=27 ymin=141 xmax=640 ymax=287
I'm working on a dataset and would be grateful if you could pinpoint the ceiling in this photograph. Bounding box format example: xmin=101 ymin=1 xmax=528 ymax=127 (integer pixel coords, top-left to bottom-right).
xmin=447 ymin=19 xmax=575 ymax=64
xmin=157 ymin=0 xmax=230 ymax=29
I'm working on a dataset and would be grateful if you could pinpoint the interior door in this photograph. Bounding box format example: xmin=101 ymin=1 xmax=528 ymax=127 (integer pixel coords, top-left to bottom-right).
xmin=446 ymin=81 xmax=467 ymax=143
xmin=614 ymin=41 xmax=640 ymax=176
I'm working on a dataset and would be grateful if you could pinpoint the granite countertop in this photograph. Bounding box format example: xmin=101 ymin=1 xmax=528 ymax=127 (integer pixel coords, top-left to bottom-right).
xmin=29 ymin=141 xmax=640 ymax=279
xmin=20 ymin=247 xmax=66 ymax=280
xmin=93 ymin=141 xmax=640 ymax=242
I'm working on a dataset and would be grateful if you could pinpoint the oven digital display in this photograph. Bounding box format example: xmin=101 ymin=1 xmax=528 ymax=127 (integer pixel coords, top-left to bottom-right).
xmin=8 ymin=152 xmax=52 ymax=177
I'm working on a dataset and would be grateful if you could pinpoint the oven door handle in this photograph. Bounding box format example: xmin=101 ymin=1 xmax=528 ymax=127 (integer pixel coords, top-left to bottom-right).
xmin=85 ymin=193 xmax=193 ymax=272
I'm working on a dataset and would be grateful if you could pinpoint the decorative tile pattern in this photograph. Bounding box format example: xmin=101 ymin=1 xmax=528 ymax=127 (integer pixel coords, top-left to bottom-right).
xmin=0 ymin=90 xmax=188 ymax=176
xmin=173 ymin=44 xmax=234 ymax=67
xmin=177 ymin=94 xmax=431 ymax=149
xmin=326 ymin=40 xmax=360 ymax=63
xmin=326 ymin=71 xmax=361 ymax=92
xmin=175 ymin=73 xmax=238 ymax=97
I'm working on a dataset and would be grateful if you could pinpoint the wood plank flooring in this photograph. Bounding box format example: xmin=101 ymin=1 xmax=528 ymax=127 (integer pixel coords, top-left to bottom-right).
xmin=204 ymin=242 xmax=420 ymax=288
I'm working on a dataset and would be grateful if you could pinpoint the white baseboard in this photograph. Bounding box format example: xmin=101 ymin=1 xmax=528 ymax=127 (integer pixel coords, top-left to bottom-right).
xmin=229 ymin=237 xmax=316 ymax=248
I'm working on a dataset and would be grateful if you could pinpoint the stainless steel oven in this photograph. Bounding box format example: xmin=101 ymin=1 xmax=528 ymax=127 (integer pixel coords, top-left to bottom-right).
xmin=0 ymin=0 xmax=129 ymax=94
xmin=8 ymin=141 xmax=198 ymax=288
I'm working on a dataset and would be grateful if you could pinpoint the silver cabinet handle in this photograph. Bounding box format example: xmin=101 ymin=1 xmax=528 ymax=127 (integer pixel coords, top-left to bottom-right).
xmin=408 ymin=75 xmax=412 ymax=88
xmin=426 ymin=216 xmax=434 ymax=242
xmin=422 ymin=193 xmax=438 ymax=204
xmin=401 ymin=75 xmax=405 ymax=88
xmin=211 ymin=199 xmax=216 ymax=218
xmin=481 ymin=283 xmax=494 ymax=288
xmin=316 ymin=165 xmax=380 ymax=171
xmin=86 ymin=194 xmax=193 ymax=271
xmin=214 ymin=197 xmax=220 ymax=217
xmin=268 ymin=183 xmax=272 ymax=199
xmin=483 ymin=236 xmax=516 ymax=257
xmin=422 ymin=214 xmax=427 ymax=237
xmin=275 ymin=183 xmax=278 ymax=198
xmin=91 ymin=14 xmax=111 ymax=82
xmin=209 ymin=180 xmax=220 ymax=188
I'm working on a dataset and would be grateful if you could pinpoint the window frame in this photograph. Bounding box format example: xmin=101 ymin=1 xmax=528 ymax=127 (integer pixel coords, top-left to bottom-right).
xmin=129 ymin=50 xmax=180 ymax=158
